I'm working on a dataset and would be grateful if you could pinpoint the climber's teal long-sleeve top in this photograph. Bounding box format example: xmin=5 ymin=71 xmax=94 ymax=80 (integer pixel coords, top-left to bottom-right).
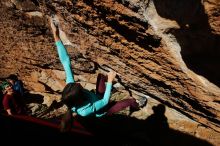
xmin=55 ymin=40 xmax=112 ymax=117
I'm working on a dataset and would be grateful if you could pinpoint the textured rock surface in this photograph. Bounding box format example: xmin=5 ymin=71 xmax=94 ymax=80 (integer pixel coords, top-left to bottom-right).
xmin=0 ymin=0 xmax=220 ymax=145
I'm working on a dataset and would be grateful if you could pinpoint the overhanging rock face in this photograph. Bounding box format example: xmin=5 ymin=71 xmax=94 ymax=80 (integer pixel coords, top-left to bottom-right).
xmin=0 ymin=0 xmax=220 ymax=134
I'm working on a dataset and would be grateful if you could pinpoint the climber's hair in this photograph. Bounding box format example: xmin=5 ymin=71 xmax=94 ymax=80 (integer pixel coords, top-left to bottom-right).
xmin=60 ymin=83 xmax=86 ymax=133
xmin=61 ymin=83 xmax=83 ymax=108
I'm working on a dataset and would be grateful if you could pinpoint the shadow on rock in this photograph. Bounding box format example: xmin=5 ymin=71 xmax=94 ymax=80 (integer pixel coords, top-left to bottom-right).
xmin=153 ymin=0 xmax=220 ymax=86
xmin=78 ymin=104 xmax=213 ymax=146
xmin=24 ymin=92 xmax=44 ymax=104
